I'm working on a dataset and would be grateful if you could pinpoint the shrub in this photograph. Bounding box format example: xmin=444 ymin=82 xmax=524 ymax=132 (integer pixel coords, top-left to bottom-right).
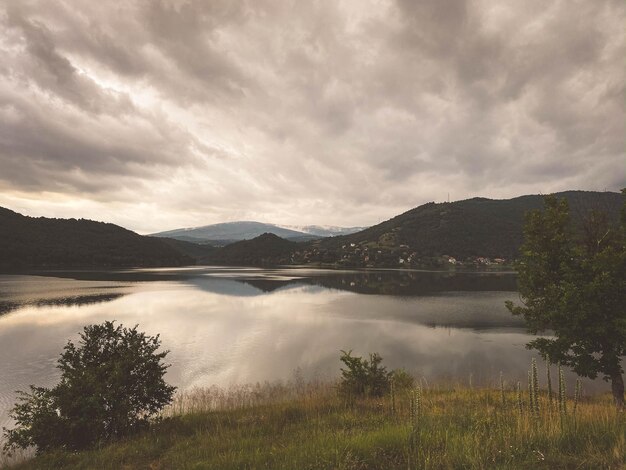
xmin=391 ymin=368 xmax=415 ymax=391
xmin=339 ymin=350 xmax=391 ymax=397
xmin=2 ymin=321 xmax=176 ymax=454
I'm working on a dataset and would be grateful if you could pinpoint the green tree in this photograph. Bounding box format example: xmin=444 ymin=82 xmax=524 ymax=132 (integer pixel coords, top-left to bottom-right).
xmin=3 ymin=321 xmax=176 ymax=453
xmin=339 ymin=350 xmax=392 ymax=397
xmin=506 ymin=193 xmax=626 ymax=410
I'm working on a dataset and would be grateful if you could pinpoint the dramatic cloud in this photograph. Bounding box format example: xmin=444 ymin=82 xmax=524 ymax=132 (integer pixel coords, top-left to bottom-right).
xmin=0 ymin=0 xmax=623 ymax=233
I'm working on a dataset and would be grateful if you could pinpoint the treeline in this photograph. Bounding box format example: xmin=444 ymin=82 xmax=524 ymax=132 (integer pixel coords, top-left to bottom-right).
xmin=2 ymin=191 xmax=622 ymax=270
xmin=0 ymin=207 xmax=192 ymax=270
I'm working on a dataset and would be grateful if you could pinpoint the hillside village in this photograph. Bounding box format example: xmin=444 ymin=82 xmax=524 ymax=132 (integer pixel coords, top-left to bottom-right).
xmin=288 ymin=239 xmax=509 ymax=269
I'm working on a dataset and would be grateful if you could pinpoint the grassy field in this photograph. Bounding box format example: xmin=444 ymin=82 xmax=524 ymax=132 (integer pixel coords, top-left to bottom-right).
xmin=4 ymin=378 xmax=624 ymax=470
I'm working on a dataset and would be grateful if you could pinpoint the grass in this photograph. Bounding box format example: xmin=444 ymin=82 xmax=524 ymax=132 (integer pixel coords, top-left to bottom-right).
xmin=3 ymin=378 xmax=624 ymax=470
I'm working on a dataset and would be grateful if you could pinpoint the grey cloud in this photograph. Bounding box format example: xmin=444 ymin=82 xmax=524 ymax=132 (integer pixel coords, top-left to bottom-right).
xmin=0 ymin=84 xmax=217 ymax=195
xmin=4 ymin=7 xmax=135 ymax=116
xmin=364 ymin=0 xmax=625 ymax=189
xmin=140 ymin=0 xmax=255 ymax=103
xmin=0 ymin=0 xmax=623 ymax=231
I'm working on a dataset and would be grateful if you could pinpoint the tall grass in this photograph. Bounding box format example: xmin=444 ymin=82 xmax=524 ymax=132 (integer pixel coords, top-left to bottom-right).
xmin=5 ymin=362 xmax=625 ymax=470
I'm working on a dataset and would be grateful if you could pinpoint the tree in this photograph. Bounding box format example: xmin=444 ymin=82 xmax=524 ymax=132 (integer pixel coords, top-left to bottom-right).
xmin=506 ymin=193 xmax=626 ymax=410
xmin=3 ymin=321 xmax=176 ymax=453
xmin=339 ymin=350 xmax=392 ymax=397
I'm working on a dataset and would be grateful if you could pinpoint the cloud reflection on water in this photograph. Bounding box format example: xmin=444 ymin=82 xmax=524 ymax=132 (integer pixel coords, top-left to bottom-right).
xmin=0 ymin=269 xmax=610 ymax=433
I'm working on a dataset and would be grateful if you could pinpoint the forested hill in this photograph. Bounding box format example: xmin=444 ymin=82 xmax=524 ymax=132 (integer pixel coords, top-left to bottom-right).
xmin=0 ymin=207 xmax=192 ymax=270
xmin=206 ymin=233 xmax=296 ymax=266
xmin=1 ymin=191 xmax=621 ymax=270
xmin=316 ymin=190 xmax=623 ymax=261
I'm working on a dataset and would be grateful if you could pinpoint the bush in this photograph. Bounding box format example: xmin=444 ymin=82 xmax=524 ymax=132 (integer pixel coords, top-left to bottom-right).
xmin=2 ymin=321 xmax=176 ymax=454
xmin=339 ymin=350 xmax=391 ymax=397
xmin=391 ymin=368 xmax=415 ymax=391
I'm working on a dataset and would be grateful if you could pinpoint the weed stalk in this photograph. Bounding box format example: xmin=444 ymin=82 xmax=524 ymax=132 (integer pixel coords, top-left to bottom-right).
xmin=500 ymin=371 xmax=505 ymax=407
xmin=546 ymin=355 xmax=553 ymax=410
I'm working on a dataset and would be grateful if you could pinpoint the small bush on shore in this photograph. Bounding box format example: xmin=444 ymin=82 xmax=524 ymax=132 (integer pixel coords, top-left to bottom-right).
xmin=339 ymin=350 xmax=392 ymax=397
xmin=2 ymin=321 xmax=175 ymax=454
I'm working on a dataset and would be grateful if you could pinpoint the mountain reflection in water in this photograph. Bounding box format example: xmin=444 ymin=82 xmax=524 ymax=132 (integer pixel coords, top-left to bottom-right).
xmin=11 ymin=266 xmax=517 ymax=294
xmin=0 ymin=267 xmax=609 ymax=434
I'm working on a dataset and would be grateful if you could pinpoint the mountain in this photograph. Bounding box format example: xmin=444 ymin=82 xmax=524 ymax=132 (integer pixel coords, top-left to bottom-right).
xmin=312 ymin=190 xmax=623 ymax=263
xmin=0 ymin=207 xmax=192 ymax=270
xmin=157 ymin=238 xmax=217 ymax=264
xmin=277 ymin=225 xmax=367 ymax=237
xmin=150 ymin=221 xmax=309 ymax=244
xmin=206 ymin=233 xmax=296 ymax=266
xmin=150 ymin=221 xmax=367 ymax=244
xmin=202 ymin=190 xmax=622 ymax=268
xmin=2 ymin=190 xmax=621 ymax=270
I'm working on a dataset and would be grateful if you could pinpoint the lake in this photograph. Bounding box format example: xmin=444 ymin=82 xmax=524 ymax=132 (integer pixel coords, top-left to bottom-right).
xmin=0 ymin=266 xmax=608 ymax=432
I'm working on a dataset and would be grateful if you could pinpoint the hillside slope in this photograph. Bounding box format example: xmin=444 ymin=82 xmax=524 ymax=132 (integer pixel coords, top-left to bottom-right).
xmin=0 ymin=207 xmax=192 ymax=270
xmin=157 ymin=237 xmax=217 ymax=263
xmin=317 ymin=190 xmax=623 ymax=261
xmin=207 ymin=233 xmax=296 ymax=266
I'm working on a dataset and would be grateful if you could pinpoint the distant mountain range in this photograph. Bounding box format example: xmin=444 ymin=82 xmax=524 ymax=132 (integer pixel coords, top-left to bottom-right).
xmin=277 ymin=225 xmax=368 ymax=237
xmin=1 ymin=190 xmax=622 ymax=270
xmin=200 ymin=190 xmax=624 ymax=267
xmin=0 ymin=207 xmax=192 ymax=270
xmin=150 ymin=221 xmax=365 ymax=244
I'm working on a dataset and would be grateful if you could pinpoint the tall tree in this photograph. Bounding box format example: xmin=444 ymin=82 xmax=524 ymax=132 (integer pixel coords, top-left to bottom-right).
xmin=506 ymin=192 xmax=626 ymax=410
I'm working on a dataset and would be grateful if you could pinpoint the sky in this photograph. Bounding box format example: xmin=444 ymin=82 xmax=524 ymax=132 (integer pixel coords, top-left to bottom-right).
xmin=0 ymin=0 xmax=624 ymax=234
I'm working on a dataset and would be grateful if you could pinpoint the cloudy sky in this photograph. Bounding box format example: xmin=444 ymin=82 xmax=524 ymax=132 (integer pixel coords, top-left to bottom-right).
xmin=0 ymin=0 xmax=624 ymax=233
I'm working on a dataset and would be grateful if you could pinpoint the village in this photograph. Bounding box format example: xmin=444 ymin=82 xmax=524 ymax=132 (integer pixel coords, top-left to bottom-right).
xmin=289 ymin=240 xmax=509 ymax=269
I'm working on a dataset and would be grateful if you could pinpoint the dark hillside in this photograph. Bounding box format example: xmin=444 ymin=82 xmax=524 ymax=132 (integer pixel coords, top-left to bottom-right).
xmin=158 ymin=237 xmax=217 ymax=263
xmin=207 ymin=233 xmax=296 ymax=266
xmin=0 ymin=207 xmax=192 ymax=270
xmin=2 ymin=191 xmax=620 ymax=270
xmin=318 ymin=191 xmax=623 ymax=260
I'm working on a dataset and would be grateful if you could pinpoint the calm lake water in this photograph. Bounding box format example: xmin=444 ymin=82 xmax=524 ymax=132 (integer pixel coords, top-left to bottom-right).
xmin=0 ymin=266 xmax=608 ymax=432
